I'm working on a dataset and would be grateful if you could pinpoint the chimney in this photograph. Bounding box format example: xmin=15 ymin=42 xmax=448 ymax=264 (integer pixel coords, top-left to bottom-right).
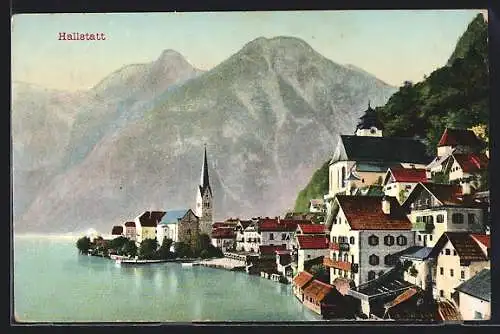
xmin=382 ymin=196 xmax=391 ymax=215
xmin=461 ymin=181 xmax=472 ymax=195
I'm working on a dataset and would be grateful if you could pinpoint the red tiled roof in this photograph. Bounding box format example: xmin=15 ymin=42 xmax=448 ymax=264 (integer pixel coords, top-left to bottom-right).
xmin=437 ymin=128 xmax=483 ymax=147
xmin=259 ymin=244 xmax=287 ymax=255
xmin=430 ymin=232 xmax=488 ymax=265
xmin=471 ymin=234 xmax=490 ymax=249
xmin=124 ymin=221 xmax=136 ymax=227
xmin=293 ymin=271 xmax=314 ymax=289
xmin=213 ymin=222 xmax=232 ymax=229
xmin=259 ymin=219 xmax=310 ymax=232
xmin=420 ymin=183 xmax=480 ymax=207
xmin=389 ymin=167 xmax=427 ymax=183
xmin=452 ymin=153 xmax=489 ymax=173
xmin=296 ymin=235 xmax=329 ymax=249
xmin=139 ymin=211 xmax=166 ymax=227
xmin=211 ymin=227 xmax=236 ymax=239
xmin=303 ymin=280 xmax=335 ymax=302
xmin=336 ymin=195 xmax=412 ymax=230
xmin=111 ymin=226 xmax=123 ymax=235
xmin=297 ymin=224 xmax=327 ymax=234
xmin=324 ymin=257 xmax=352 ymax=271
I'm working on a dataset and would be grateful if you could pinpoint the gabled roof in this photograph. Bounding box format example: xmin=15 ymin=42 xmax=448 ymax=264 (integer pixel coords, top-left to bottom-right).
xmin=398 ymin=246 xmax=433 ymax=261
xmin=402 ymin=183 xmax=481 ymax=209
xmin=428 ymin=232 xmax=489 ymax=265
xmin=212 ymin=222 xmax=232 ymax=229
xmin=124 ymin=221 xmax=136 ymax=228
xmin=293 ymin=271 xmax=314 ymax=289
xmin=303 ymin=280 xmax=336 ymax=302
xmin=211 ymin=227 xmax=236 ymax=239
xmin=160 ymin=209 xmax=190 ymax=225
xmin=258 ymin=219 xmax=310 ymax=232
xmin=335 ymin=195 xmax=412 ymax=230
xmin=138 ymin=211 xmax=166 ymax=227
xmin=471 ymin=234 xmax=490 ymax=248
xmin=455 ymin=268 xmax=490 ymax=302
xmin=384 ymin=167 xmax=427 ymax=184
xmin=448 ymin=153 xmax=489 ymax=173
xmin=236 ymin=220 xmax=253 ymax=230
xmin=297 ymin=224 xmax=327 ymax=235
xmin=437 ymin=128 xmax=483 ymax=147
xmin=259 ymin=244 xmax=287 ymax=255
xmin=337 ymin=135 xmax=431 ymax=165
xmin=296 ymin=235 xmax=329 ymax=249
xmin=111 ymin=226 xmax=123 ymax=235
xmin=356 ymin=103 xmax=384 ymax=131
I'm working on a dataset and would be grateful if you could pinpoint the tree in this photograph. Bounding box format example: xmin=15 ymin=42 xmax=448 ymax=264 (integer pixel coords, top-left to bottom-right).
xmin=200 ymin=249 xmax=210 ymax=259
xmin=158 ymin=237 xmax=174 ymax=259
xmin=76 ymin=236 xmax=91 ymax=254
xmin=109 ymin=236 xmax=128 ymax=254
xmin=174 ymin=242 xmax=192 ymax=258
xmin=138 ymin=238 xmax=159 ymax=260
xmin=122 ymin=240 xmax=138 ymax=258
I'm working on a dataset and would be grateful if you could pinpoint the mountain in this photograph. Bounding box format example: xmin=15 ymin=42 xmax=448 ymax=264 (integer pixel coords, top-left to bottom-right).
xmin=13 ymin=36 xmax=396 ymax=233
xmin=293 ymin=14 xmax=489 ymax=212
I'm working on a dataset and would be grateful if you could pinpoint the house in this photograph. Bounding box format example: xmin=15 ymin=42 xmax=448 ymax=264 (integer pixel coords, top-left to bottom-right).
xmin=427 ymin=128 xmax=484 ymax=175
xmin=325 ymin=195 xmax=414 ymax=287
xmin=398 ymin=246 xmax=434 ymax=291
xmin=427 ymin=232 xmax=490 ymax=303
xmin=402 ymin=182 xmax=486 ymax=248
xmin=324 ymin=103 xmax=431 ymax=210
xmin=302 ymin=279 xmax=342 ymax=316
xmin=242 ymin=221 xmax=261 ymax=253
xmin=309 ymin=199 xmax=326 ymax=213
xmin=211 ymin=226 xmax=235 ymax=252
xmin=134 ymin=211 xmax=166 ymax=244
xmin=275 ymin=249 xmax=294 ymax=280
xmin=383 ymin=166 xmax=428 ymax=203
xmin=296 ymin=235 xmax=329 ymax=272
xmin=455 ymin=268 xmax=490 ymax=320
xmin=442 ymin=153 xmax=488 ymax=187
xmin=111 ymin=225 xmax=123 ymax=238
xmin=122 ymin=221 xmax=137 ymax=241
xmin=258 ymin=244 xmax=287 ymax=259
xmin=296 ymin=223 xmax=327 ymax=236
xmin=258 ymin=218 xmax=310 ymax=250
xmin=292 ymin=271 xmax=314 ymax=302
xmin=234 ymin=219 xmax=253 ymax=252
xmin=156 ymin=209 xmax=199 ymax=245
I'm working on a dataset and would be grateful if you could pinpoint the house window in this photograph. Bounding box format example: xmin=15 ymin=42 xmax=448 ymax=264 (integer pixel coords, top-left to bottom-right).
xmin=384 ymin=235 xmax=395 ymax=246
xmin=452 ymin=213 xmax=464 ymax=224
xmin=332 ymin=253 xmax=337 ymax=261
xmin=437 ymin=214 xmax=444 ymax=223
xmin=453 ymin=250 xmax=457 ymax=256
xmin=461 ymin=271 xmax=465 ymax=279
xmin=440 ymin=290 xmax=444 ymax=297
xmin=468 ymin=214 xmax=477 ymax=224
xmin=440 ymin=267 xmax=444 ymax=275
xmin=341 ymin=166 xmax=346 ymax=188
xmin=368 ymin=235 xmax=379 ymax=246
xmin=445 ymin=249 xmax=451 ymax=255
xmin=450 ymin=269 xmax=454 ymax=277
xmin=332 ymin=236 xmax=336 ymax=243
xmin=350 ymin=273 xmax=355 ymax=280
xmin=430 ymin=235 xmax=433 ymax=241
xmin=343 ymin=254 xmax=348 ymax=262
xmin=270 ymin=233 xmax=274 ymax=240
xmin=396 ymin=235 xmax=407 ymax=246
xmin=369 ymin=254 xmax=379 ymax=266
xmin=368 ymin=271 xmax=376 ymax=280
xmin=307 ymin=255 xmax=311 ymax=259
xmin=281 ymin=234 xmax=286 ymax=240
xmin=418 ymin=235 xmax=422 ymax=242
xmin=350 ymin=236 xmax=355 ymax=245
xmin=351 ymin=255 xmax=355 ymax=263
xmin=384 ymin=254 xmax=394 ymax=265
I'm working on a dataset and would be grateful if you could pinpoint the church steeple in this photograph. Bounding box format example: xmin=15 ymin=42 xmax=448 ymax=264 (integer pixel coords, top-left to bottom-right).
xmin=200 ymin=144 xmax=211 ymax=193
xmin=196 ymin=144 xmax=213 ymax=235
xmin=355 ymin=101 xmax=383 ymax=137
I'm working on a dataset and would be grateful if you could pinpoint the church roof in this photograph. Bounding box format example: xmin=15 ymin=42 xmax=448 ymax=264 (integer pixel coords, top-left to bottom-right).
xmin=160 ymin=209 xmax=190 ymax=225
xmin=199 ymin=145 xmax=212 ymax=196
xmin=138 ymin=211 xmax=166 ymax=227
xmin=338 ymin=135 xmax=431 ymax=165
xmin=437 ymin=128 xmax=483 ymax=147
xmin=356 ymin=103 xmax=384 ymax=131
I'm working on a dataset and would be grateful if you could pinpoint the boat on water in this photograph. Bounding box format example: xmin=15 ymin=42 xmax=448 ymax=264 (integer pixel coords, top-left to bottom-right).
xmin=181 ymin=262 xmax=194 ymax=267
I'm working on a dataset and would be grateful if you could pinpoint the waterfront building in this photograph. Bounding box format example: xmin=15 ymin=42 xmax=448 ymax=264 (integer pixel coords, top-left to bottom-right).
xmin=292 ymin=271 xmax=314 ymax=302
xmin=382 ymin=166 xmax=428 ymax=204
xmin=295 ymin=235 xmax=329 ymax=273
xmin=427 ymin=232 xmax=490 ymax=303
xmin=275 ymin=249 xmax=294 ymax=280
xmin=122 ymin=221 xmax=137 ymax=241
xmin=402 ymin=183 xmax=486 ymax=249
xmin=455 ymin=268 xmax=490 ymax=320
xmin=258 ymin=218 xmax=310 ymax=250
xmin=111 ymin=225 xmax=123 ymax=238
xmin=156 ymin=209 xmax=199 ymax=244
xmin=210 ymin=226 xmax=236 ymax=252
xmin=325 ymin=195 xmax=414 ymax=287
xmin=195 ymin=145 xmax=214 ymax=236
xmin=133 ymin=211 xmax=165 ymax=244
xmin=302 ymin=279 xmax=342 ymax=317
xmin=235 ymin=219 xmax=253 ymax=252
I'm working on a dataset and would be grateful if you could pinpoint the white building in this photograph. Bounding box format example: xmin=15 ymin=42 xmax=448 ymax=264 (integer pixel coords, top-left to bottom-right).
xmin=402 ymin=183 xmax=486 ymax=249
xmin=156 ymin=209 xmax=199 ymax=244
xmin=295 ymin=235 xmax=329 ymax=272
xmin=442 ymin=153 xmax=488 ymax=185
xmin=455 ymin=268 xmax=490 ymax=320
xmin=133 ymin=211 xmax=165 ymax=244
xmin=427 ymin=232 xmax=490 ymax=303
xmin=234 ymin=220 xmax=253 ymax=252
xmin=382 ymin=166 xmax=428 ymax=203
xmin=325 ymin=195 xmax=415 ymax=287
xmin=399 ymin=246 xmax=434 ymax=291
xmin=122 ymin=221 xmax=137 ymax=241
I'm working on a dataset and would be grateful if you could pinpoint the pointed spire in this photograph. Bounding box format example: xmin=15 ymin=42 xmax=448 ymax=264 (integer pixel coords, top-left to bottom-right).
xmin=368 ymin=100 xmax=372 ymax=110
xmin=200 ymin=143 xmax=210 ymax=190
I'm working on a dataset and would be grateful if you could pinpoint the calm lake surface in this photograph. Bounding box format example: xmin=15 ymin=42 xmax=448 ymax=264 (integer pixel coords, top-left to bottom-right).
xmin=13 ymin=236 xmax=319 ymax=322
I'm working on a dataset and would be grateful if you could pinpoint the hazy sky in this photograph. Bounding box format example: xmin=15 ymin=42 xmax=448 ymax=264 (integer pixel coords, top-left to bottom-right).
xmin=12 ymin=10 xmax=485 ymax=91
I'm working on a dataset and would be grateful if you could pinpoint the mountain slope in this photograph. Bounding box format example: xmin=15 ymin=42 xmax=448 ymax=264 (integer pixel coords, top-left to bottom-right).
xmin=15 ymin=37 xmax=396 ymax=233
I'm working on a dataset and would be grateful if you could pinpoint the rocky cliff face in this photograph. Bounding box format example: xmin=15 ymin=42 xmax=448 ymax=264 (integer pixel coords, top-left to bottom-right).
xmin=13 ymin=36 xmax=396 ymax=234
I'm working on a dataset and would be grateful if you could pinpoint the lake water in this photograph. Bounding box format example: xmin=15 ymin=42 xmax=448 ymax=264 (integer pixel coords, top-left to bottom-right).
xmin=13 ymin=236 xmax=320 ymax=322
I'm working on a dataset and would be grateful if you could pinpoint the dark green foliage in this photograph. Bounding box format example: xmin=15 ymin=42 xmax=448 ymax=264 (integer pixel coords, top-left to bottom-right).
xmin=109 ymin=236 xmax=128 ymax=254
xmin=431 ymin=171 xmax=450 ymax=184
xmin=76 ymin=236 xmax=91 ymax=254
xmin=375 ymin=14 xmax=488 ymax=153
xmin=200 ymin=249 xmax=210 ymax=259
xmin=158 ymin=237 xmax=174 ymax=260
xmin=138 ymin=238 xmax=159 ymax=260
xmin=294 ymin=160 xmax=330 ymax=212
xmin=173 ymin=242 xmax=192 ymax=258
xmin=122 ymin=239 xmax=137 ymax=258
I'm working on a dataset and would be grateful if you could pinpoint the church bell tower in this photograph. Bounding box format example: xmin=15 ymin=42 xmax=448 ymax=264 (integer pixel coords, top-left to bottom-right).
xmin=196 ymin=144 xmax=214 ymax=235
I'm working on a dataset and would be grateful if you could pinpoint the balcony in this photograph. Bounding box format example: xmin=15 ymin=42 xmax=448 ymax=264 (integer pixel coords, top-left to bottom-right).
xmin=323 ymin=257 xmax=355 ymax=272
xmin=412 ymin=221 xmax=435 ymax=233
xmin=329 ymin=242 xmax=350 ymax=251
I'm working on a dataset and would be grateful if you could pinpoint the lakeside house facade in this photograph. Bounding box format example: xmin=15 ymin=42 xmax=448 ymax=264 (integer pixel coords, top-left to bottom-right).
xmin=210 ymin=226 xmax=236 ymax=252
xmin=296 ymin=235 xmax=329 ymax=272
xmin=325 ymin=195 xmax=414 ymax=287
xmin=156 ymin=209 xmax=199 ymax=244
xmin=122 ymin=221 xmax=137 ymax=241
xmin=133 ymin=211 xmax=165 ymax=244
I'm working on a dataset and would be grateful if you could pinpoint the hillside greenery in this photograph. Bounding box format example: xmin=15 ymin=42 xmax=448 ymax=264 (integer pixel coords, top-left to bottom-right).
xmin=293 ymin=14 xmax=488 ymax=209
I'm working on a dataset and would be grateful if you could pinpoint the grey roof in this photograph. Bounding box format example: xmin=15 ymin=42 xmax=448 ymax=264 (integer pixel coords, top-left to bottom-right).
xmin=340 ymin=135 xmax=432 ymax=165
xmin=455 ymin=268 xmax=491 ymax=302
xmin=160 ymin=209 xmax=190 ymax=225
xmin=399 ymin=247 xmax=433 ymax=261
xmin=356 ymin=162 xmax=394 ymax=172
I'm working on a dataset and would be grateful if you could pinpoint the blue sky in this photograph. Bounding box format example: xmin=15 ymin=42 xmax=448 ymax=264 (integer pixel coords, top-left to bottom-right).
xmin=11 ymin=10 xmax=485 ymax=91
